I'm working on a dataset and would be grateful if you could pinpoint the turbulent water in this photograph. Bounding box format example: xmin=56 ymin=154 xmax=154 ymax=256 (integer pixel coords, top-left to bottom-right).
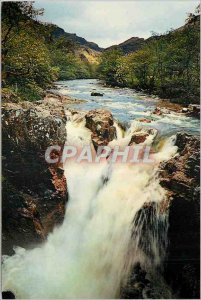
xmin=56 ymin=79 xmax=200 ymax=136
xmin=2 ymin=79 xmax=198 ymax=299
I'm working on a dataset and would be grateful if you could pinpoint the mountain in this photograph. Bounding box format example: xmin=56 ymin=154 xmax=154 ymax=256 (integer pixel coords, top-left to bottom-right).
xmin=105 ymin=37 xmax=145 ymax=54
xmin=105 ymin=14 xmax=200 ymax=55
xmin=74 ymin=46 xmax=101 ymax=64
xmin=105 ymin=15 xmax=200 ymax=55
xmin=50 ymin=24 xmax=103 ymax=52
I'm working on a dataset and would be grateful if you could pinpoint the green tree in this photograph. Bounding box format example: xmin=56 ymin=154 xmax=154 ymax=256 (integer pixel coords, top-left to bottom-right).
xmin=98 ymin=13 xmax=200 ymax=103
xmin=98 ymin=48 xmax=123 ymax=85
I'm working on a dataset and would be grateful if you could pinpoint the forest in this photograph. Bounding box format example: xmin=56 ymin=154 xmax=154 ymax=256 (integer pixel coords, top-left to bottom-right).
xmin=98 ymin=10 xmax=200 ymax=104
xmin=1 ymin=1 xmax=200 ymax=104
xmin=2 ymin=2 xmax=97 ymax=102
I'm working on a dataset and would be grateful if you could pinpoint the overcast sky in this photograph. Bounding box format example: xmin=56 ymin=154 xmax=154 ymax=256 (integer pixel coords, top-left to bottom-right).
xmin=34 ymin=0 xmax=199 ymax=48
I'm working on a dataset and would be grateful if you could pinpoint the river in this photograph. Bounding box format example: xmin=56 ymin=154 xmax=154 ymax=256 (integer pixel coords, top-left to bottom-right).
xmin=56 ymin=79 xmax=199 ymax=136
xmin=2 ymin=79 xmax=199 ymax=299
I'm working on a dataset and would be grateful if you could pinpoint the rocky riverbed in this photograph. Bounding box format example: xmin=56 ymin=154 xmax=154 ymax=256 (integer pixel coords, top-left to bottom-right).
xmin=2 ymin=92 xmax=121 ymax=256
xmin=2 ymin=86 xmax=200 ymax=299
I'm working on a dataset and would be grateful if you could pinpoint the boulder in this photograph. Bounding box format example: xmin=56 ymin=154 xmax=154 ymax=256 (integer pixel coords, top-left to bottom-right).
xmin=159 ymin=132 xmax=200 ymax=299
xmin=187 ymin=104 xmax=200 ymax=119
xmin=85 ymin=109 xmax=116 ymax=149
xmin=181 ymin=107 xmax=188 ymax=113
xmin=181 ymin=105 xmax=200 ymax=118
xmin=138 ymin=118 xmax=152 ymax=123
xmin=128 ymin=128 xmax=157 ymax=146
xmin=91 ymin=92 xmax=104 ymax=96
xmin=152 ymin=107 xmax=163 ymax=116
xmin=129 ymin=132 xmax=149 ymax=145
xmin=2 ymin=98 xmax=68 ymax=255
xmin=2 ymin=291 xmax=15 ymax=299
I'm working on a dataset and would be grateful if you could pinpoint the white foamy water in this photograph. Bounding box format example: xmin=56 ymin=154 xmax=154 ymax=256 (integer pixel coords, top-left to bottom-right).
xmin=2 ymin=112 xmax=178 ymax=299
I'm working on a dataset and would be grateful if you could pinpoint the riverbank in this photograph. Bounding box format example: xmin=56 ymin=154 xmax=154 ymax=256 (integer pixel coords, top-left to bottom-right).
xmin=2 ymin=93 xmax=69 ymax=255
xmin=2 ymin=83 xmax=200 ymax=299
xmin=97 ymin=80 xmax=200 ymax=116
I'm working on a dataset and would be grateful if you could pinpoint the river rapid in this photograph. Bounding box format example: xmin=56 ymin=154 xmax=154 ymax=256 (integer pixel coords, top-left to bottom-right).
xmin=57 ymin=79 xmax=199 ymax=136
xmin=2 ymin=79 xmax=199 ymax=299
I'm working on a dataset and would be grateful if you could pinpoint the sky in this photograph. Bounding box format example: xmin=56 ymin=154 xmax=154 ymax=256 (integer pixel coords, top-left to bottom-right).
xmin=34 ymin=0 xmax=199 ymax=48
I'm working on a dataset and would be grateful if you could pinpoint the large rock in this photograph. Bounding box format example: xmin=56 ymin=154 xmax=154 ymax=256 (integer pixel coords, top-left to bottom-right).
xmin=121 ymin=263 xmax=153 ymax=299
xmin=181 ymin=104 xmax=200 ymax=119
xmin=85 ymin=109 xmax=116 ymax=149
xmin=129 ymin=132 xmax=149 ymax=145
xmin=91 ymin=92 xmax=103 ymax=96
xmin=2 ymin=291 xmax=15 ymax=299
xmin=160 ymin=133 xmax=200 ymax=194
xmin=2 ymin=98 xmax=68 ymax=255
xmin=187 ymin=104 xmax=200 ymax=119
xmin=129 ymin=128 xmax=157 ymax=145
xmin=159 ymin=132 xmax=200 ymax=299
xmin=152 ymin=107 xmax=163 ymax=116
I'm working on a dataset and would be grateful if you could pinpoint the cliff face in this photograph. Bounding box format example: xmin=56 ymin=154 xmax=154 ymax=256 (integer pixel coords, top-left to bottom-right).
xmin=160 ymin=133 xmax=200 ymax=299
xmin=2 ymin=96 xmax=68 ymax=255
xmin=1 ymin=102 xmax=118 ymax=256
xmin=120 ymin=132 xmax=200 ymax=299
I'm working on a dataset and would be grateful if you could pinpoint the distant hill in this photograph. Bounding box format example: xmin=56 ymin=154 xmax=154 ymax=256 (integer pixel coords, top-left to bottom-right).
xmin=50 ymin=24 xmax=103 ymax=52
xmin=74 ymin=46 xmax=101 ymax=64
xmin=105 ymin=37 xmax=145 ymax=54
xmin=41 ymin=13 xmax=200 ymax=63
xmin=105 ymin=14 xmax=200 ymax=55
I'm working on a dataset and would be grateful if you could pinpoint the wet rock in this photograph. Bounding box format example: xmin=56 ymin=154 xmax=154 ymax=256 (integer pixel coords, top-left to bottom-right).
xmin=45 ymin=91 xmax=86 ymax=105
xmin=120 ymin=263 xmax=153 ymax=299
xmin=85 ymin=109 xmax=116 ymax=150
xmin=2 ymin=98 xmax=68 ymax=255
xmin=129 ymin=132 xmax=149 ymax=145
xmin=160 ymin=133 xmax=200 ymax=192
xmin=152 ymin=107 xmax=163 ymax=116
xmin=181 ymin=104 xmax=200 ymax=119
xmin=2 ymin=291 xmax=15 ymax=299
xmin=181 ymin=107 xmax=188 ymax=113
xmin=138 ymin=118 xmax=152 ymax=123
xmin=157 ymin=100 xmax=183 ymax=113
xmin=2 ymin=182 xmax=45 ymax=255
xmin=142 ymin=286 xmax=154 ymax=299
xmin=128 ymin=127 xmax=157 ymax=146
xmin=91 ymin=92 xmax=104 ymax=96
xmin=187 ymin=104 xmax=200 ymax=119
xmin=159 ymin=132 xmax=200 ymax=299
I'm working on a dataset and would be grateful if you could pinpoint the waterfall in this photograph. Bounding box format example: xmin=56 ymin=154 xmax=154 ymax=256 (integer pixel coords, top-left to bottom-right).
xmin=2 ymin=112 xmax=178 ymax=299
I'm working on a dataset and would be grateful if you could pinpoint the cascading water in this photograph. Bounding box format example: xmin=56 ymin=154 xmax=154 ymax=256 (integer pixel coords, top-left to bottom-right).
xmin=2 ymin=111 xmax=178 ymax=299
